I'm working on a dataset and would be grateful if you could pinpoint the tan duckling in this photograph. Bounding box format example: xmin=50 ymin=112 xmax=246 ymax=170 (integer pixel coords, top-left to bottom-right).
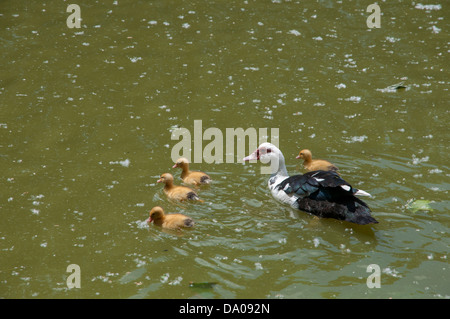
xmin=172 ymin=157 xmax=211 ymax=185
xmin=296 ymin=149 xmax=339 ymax=172
xmin=157 ymin=173 xmax=203 ymax=202
xmin=147 ymin=206 xmax=195 ymax=230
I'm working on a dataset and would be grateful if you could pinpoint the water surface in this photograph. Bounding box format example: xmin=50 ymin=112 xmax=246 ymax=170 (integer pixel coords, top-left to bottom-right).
xmin=1 ymin=0 xmax=449 ymax=298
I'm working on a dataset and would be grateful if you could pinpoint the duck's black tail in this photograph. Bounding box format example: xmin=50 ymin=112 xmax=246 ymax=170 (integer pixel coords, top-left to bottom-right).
xmin=297 ymin=196 xmax=378 ymax=225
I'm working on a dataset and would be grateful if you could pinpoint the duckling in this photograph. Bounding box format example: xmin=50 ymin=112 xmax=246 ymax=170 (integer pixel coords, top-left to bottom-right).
xmin=157 ymin=173 xmax=203 ymax=202
xmin=147 ymin=206 xmax=195 ymax=230
xmin=172 ymin=157 xmax=211 ymax=185
xmin=296 ymin=149 xmax=339 ymax=172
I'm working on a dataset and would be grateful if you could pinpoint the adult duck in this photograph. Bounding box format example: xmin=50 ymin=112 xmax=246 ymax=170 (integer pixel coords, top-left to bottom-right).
xmin=172 ymin=157 xmax=212 ymax=185
xmin=157 ymin=173 xmax=203 ymax=202
xmin=243 ymin=143 xmax=377 ymax=225
xmin=296 ymin=149 xmax=339 ymax=172
xmin=147 ymin=206 xmax=195 ymax=230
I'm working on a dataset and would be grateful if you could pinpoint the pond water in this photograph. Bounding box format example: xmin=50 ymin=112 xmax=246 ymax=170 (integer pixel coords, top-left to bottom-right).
xmin=1 ymin=0 xmax=448 ymax=299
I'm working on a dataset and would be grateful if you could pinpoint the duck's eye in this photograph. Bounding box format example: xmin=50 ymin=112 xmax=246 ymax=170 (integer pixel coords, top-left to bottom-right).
xmin=267 ymin=149 xmax=272 ymax=153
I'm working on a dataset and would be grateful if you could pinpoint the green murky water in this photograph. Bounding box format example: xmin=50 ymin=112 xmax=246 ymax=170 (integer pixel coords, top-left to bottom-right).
xmin=1 ymin=0 xmax=449 ymax=299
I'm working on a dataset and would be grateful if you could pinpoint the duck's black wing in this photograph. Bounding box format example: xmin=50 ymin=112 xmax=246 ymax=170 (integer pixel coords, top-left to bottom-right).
xmin=276 ymin=170 xmax=377 ymax=225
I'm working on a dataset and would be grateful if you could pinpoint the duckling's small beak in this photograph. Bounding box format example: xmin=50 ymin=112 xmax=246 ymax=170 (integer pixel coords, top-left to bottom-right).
xmin=296 ymin=155 xmax=301 ymax=159
xmin=146 ymin=217 xmax=152 ymax=223
xmin=157 ymin=178 xmax=162 ymax=183
xmin=172 ymin=163 xmax=178 ymax=168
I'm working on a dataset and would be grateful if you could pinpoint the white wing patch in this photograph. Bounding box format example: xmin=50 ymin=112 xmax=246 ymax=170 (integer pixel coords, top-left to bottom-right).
xmin=340 ymin=185 xmax=351 ymax=191
xmin=355 ymin=189 xmax=371 ymax=197
xmin=314 ymin=178 xmax=325 ymax=182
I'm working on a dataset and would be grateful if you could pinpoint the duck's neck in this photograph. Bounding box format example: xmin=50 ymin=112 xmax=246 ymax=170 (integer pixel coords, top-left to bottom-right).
xmin=303 ymin=154 xmax=312 ymax=165
xmin=272 ymin=153 xmax=289 ymax=177
xmin=180 ymin=164 xmax=190 ymax=178
xmin=153 ymin=216 xmax=164 ymax=226
xmin=164 ymin=181 xmax=174 ymax=190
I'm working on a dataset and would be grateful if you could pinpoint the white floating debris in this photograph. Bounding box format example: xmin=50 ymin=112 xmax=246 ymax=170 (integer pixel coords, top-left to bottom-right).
xmin=430 ymin=25 xmax=441 ymax=34
xmin=414 ymin=4 xmax=441 ymax=10
xmin=313 ymin=238 xmax=320 ymax=247
xmin=288 ymin=29 xmax=301 ymax=36
xmin=129 ymin=56 xmax=142 ymax=63
xmin=345 ymin=96 xmax=361 ymax=103
xmin=344 ymin=135 xmax=368 ymax=143
xmin=109 ymin=159 xmax=130 ymax=167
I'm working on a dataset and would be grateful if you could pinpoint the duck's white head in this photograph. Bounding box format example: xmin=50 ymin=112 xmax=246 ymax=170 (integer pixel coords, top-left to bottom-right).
xmin=243 ymin=142 xmax=288 ymax=176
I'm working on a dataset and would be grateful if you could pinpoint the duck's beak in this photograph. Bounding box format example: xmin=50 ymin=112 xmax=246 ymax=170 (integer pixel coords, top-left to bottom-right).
xmin=146 ymin=217 xmax=152 ymax=223
xmin=295 ymin=155 xmax=301 ymax=159
xmin=172 ymin=163 xmax=178 ymax=168
xmin=243 ymin=149 xmax=259 ymax=162
xmin=157 ymin=178 xmax=162 ymax=183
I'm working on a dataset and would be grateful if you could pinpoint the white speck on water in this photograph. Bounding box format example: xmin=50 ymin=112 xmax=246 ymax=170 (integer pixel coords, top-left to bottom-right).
xmin=313 ymin=238 xmax=320 ymax=247
xmin=136 ymin=220 xmax=149 ymax=229
xmin=160 ymin=273 xmax=170 ymax=283
xmin=386 ymin=36 xmax=400 ymax=43
xmin=109 ymin=159 xmax=130 ymax=167
xmin=288 ymin=29 xmax=301 ymax=36
xmin=383 ymin=267 xmax=402 ymax=278
xmin=414 ymin=4 xmax=441 ymax=10
xmin=411 ymin=155 xmax=429 ymax=165
xmin=345 ymin=96 xmax=361 ymax=103
xmin=429 ymin=25 xmax=441 ymax=34
xmin=344 ymin=135 xmax=368 ymax=143
xmin=169 ymin=276 xmax=183 ymax=285
xmin=129 ymin=56 xmax=142 ymax=63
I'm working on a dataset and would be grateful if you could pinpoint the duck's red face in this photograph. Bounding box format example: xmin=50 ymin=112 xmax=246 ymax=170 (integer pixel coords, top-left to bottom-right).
xmin=243 ymin=147 xmax=272 ymax=161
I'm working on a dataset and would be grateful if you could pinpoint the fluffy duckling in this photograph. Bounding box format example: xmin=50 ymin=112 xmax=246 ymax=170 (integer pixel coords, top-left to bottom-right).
xmin=296 ymin=149 xmax=339 ymax=172
xmin=157 ymin=173 xmax=203 ymax=202
xmin=147 ymin=206 xmax=195 ymax=230
xmin=172 ymin=157 xmax=211 ymax=185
